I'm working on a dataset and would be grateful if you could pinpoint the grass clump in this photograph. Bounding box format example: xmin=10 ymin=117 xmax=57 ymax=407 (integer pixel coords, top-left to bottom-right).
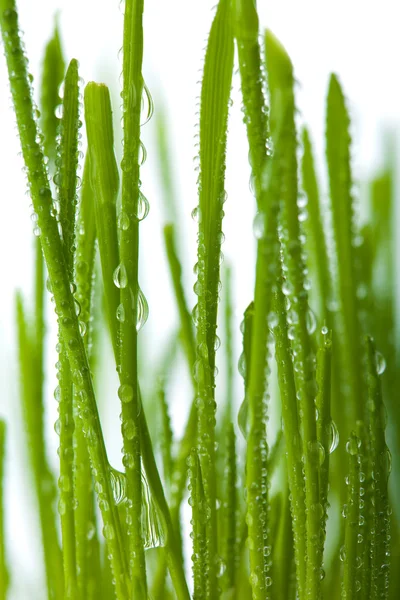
xmin=0 ymin=0 xmax=398 ymax=599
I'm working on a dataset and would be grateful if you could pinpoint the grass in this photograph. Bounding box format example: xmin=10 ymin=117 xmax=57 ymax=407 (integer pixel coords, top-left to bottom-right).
xmin=0 ymin=0 xmax=397 ymax=599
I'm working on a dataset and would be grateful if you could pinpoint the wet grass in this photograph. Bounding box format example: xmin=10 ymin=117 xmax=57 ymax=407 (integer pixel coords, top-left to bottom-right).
xmin=0 ymin=0 xmax=398 ymax=599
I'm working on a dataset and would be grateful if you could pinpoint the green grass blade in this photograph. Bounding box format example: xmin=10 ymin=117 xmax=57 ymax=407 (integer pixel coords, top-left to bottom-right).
xmin=163 ymin=223 xmax=196 ymax=373
xmin=56 ymin=58 xmax=81 ymax=277
xmin=40 ymin=20 xmax=65 ymax=166
xmin=84 ymin=82 xmax=120 ymax=355
xmin=155 ymin=105 xmax=179 ymax=224
xmin=56 ymin=345 xmax=78 ymax=598
xmin=237 ymin=301 xmax=254 ymax=440
xmin=194 ymin=0 xmax=234 ymax=593
xmin=222 ymin=265 xmax=234 ymax=424
xmin=301 ymin=128 xmax=332 ymax=325
xmin=16 ymin=293 xmax=64 ymax=599
xmin=233 ymin=0 xmax=269 ymax=205
xmin=366 ymin=337 xmax=391 ymax=599
xmin=0 ymin=6 xmax=129 ymax=595
xmin=0 ymin=420 xmax=9 ymax=600
xmin=273 ymin=271 xmax=306 ymax=595
xmin=315 ymin=332 xmax=333 ymax=549
xmin=189 ymin=449 xmax=207 ymax=600
xmin=326 ymin=74 xmax=364 ymax=424
xmin=265 ymin=30 xmax=323 ymax=599
xmin=158 ymin=378 xmax=174 ymax=489
xmin=220 ymin=423 xmax=238 ymax=596
xmin=120 ymin=1 xmax=147 ymax=592
xmin=342 ymin=431 xmax=363 ymax=598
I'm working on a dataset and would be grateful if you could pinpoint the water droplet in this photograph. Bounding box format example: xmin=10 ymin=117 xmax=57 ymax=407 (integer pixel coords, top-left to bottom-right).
xmin=329 ymin=420 xmax=339 ymax=454
xmin=113 ymin=263 xmax=128 ymax=289
xmin=141 ymin=471 xmax=165 ymax=549
xmin=321 ymin=325 xmax=328 ymax=335
xmin=136 ymin=191 xmax=149 ymax=221
xmin=191 ymin=206 xmax=201 ymax=222
xmin=103 ymin=524 xmax=115 ymax=540
xmin=118 ymin=384 xmax=134 ymax=404
xmin=253 ymin=212 xmax=265 ymax=239
xmin=306 ymin=308 xmax=317 ymax=335
xmin=238 ymin=353 xmax=246 ymax=378
xmin=33 ymin=225 xmax=41 ymax=237
xmin=375 ymin=351 xmax=386 ymax=375
xmin=308 ymin=440 xmax=325 ymax=466
xmin=116 ymin=303 xmax=126 ymax=323
xmin=118 ymin=211 xmax=130 ymax=231
xmin=131 ymin=287 xmax=149 ymax=331
xmin=346 ymin=435 xmax=361 ymax=456
xmin=339 ymin=545 xmax=346 ymax=562
xmin=54 ymin=386 xmax=61 ymax=402
xmin=122 ymin=418 xmax=135 ymax=440
xmin=141 ymin=82 xmax=154 ymax=126
xmin=109 ymin=467 xmax=127 ymax=505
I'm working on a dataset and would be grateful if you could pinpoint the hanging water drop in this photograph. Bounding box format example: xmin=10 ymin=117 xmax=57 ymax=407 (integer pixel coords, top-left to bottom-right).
xmin=306 ymin=307 xmax=317 ymax=335
xmin=113 ymin=263 xmax=128 ymax=289
xmin=141 ymin=471 xmax=165 ymax=549
xmin=109 ymin=467 xmax=127 ymax=505
xmin=253 ymin=212 xmax=265 ymax=239
xmin=374 ymin=351 xmax=386 ymax=375
xmin=118 ymin=383 xmax=134 ymax=404
xmin=131 ymin=287 xmax=149 ymax=332
xmin=135 ymin=191 xmax=149 ymax=221
xmin=116 ymin=303 xmax=126 ymax=323
xmin=329 ymin=420 xmax=339 ymax=454
xmin=238 ymin=399 xmax=248 ymax=440
xmin=118 ymin=210 xmax=130 ymax=231
xmin=141 ymin=82 xmax=154 ymax=126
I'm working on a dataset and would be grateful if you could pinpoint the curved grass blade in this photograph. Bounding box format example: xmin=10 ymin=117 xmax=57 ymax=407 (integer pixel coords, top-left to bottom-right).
xmin=0 ymin=420 xmax=9 ymax=600
xmin=194 ymin=1 xmax=234 ymax=593
xmin=0 ymin=6 xmax=129 ymax=596
xmin=265 ymin=30 xmax=323 ymax=599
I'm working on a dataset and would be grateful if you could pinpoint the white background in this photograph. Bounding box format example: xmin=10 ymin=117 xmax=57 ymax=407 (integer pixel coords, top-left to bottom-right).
xmin=0 ymin=0 xmax=399 ymax=597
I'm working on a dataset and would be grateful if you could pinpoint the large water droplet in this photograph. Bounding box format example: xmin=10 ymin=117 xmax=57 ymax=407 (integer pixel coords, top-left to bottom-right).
xmin=346 ymin=435 xmax=361 ymax=456
xmin=118 ymin=383 xmax=134 ymax=404
xmin=141 ymin=471 xmax=165 ymax=549
xmin=118 ymin=211 xmax=130 ymax=231
xmin=130 ymin=287 xmax=149 ymax=331
xmin=136 ymin=191 xmax=149 ymax=221
xmin=109 ymin=467 xmax=127 ymax=505
xmin=375 ymin=351 xmax=386 ymax=375
xmin=329 ymin=420 xmax=339 ymax=454
xmin=253 ymin=212 xmax=265 ymax=239
xmin=306 ymin=308 xmax=317 ymax=335
xmin=141 ymin=82 xmax=154 ymax=126
xmin=113 ymin=263 xmax=128 ymax=289
xmin=116 ymin=303 xmax=126 ymax=323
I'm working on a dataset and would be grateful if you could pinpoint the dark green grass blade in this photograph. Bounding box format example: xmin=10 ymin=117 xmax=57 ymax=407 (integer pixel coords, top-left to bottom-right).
xmin=0 ymin=420 xmax=9 ymax=600
xmin=233 ymin=0 xmax=269 ymax=205
xmin=40 ymin=20 xmax=65 ymax=166
xmin=301 ymin=128 xmax=332 ymax=325
xmin=220 ymin=424 xmax=238 ymax=596
xmin=316 ymin=333 xmax=333 ymax=548
xmin=326 ymin=74 xmax=364 ymax=426
xmin=265 ymin=30 xmax=323 ymax=599
xmin=272 ymin=269 xmax=306 ymax=595
xmin=120 ymin=1 xmax=147 ymax=593
xmin=56 ymin=58 xmax=81 ymax=277
xmin=0 ymin=7 xmax=129 ymax=596
xmin=189 ymin=450 xmax=207 ymax=600
xmin=365 ymin=337 xmax=391 ymax=599
xmin=16 ymin=293 xmax=64 ymax=600
xmin=194 ymin=1 xmax=234 ymax=594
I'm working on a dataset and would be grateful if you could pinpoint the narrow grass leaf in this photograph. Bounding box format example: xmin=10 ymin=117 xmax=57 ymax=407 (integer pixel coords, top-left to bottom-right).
xmin=0 ymin=420 xmax=9 ymax=600
xmin=189 ymin=450 xmax=207 ymax=600
xmin=194 ymin=1 xmax=234 ymax=594
xmin=220 ymin=423 xmax=238 ymax=596
xmin=265 ymin=30 xmax=322 ymax=599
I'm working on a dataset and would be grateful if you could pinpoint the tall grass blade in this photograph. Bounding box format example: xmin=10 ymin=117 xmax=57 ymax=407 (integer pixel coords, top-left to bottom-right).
xmin=0 ymin=420 xmax=9 ymax=600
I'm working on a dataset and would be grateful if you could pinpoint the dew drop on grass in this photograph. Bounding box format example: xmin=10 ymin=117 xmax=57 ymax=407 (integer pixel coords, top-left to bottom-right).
xmin=122 ymin=418 xmax=135 ymax=440
xmin=103 ymin=524 xmax=115 ymax=541
xmin=238 ymin=399 xmax=248 ymax=440
xmin=253 ymin=212 xmax=265 ymax=239
xmin=308 ymin=440 xmax=325 ymax=466
xmin=141 ymin=82 xmax=154 ymax=126
xmin=136 ymin=191 xmax=149 ymax=221
xmin=191 ymin=206 xmax=201 ymax=222
xmin=131 ymin=286 xmax=148 ymax=331
xmin=118 ymin=383 xmax=134 ymax=404
xmin=113 ymin=263 xmax=128 ymax=289
xmin=346 ymin=435 xmax=361 ymax=456
xmin=141 ymin=471 xmax=165 ymax=549
xmin=329 ymin=420 xmax=339 ymax=454
xmin=374 ymin=351 xmax=386 ymax=375
xmin=306 ymin=308 xmax=317 ymax=334
xmin=109 ymin=467 xmax=127 ymax=505
xmin=116 ymin=303 xmax=126 ymax=323
xmin=118 ymin=210 xmax=130 ymax=231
